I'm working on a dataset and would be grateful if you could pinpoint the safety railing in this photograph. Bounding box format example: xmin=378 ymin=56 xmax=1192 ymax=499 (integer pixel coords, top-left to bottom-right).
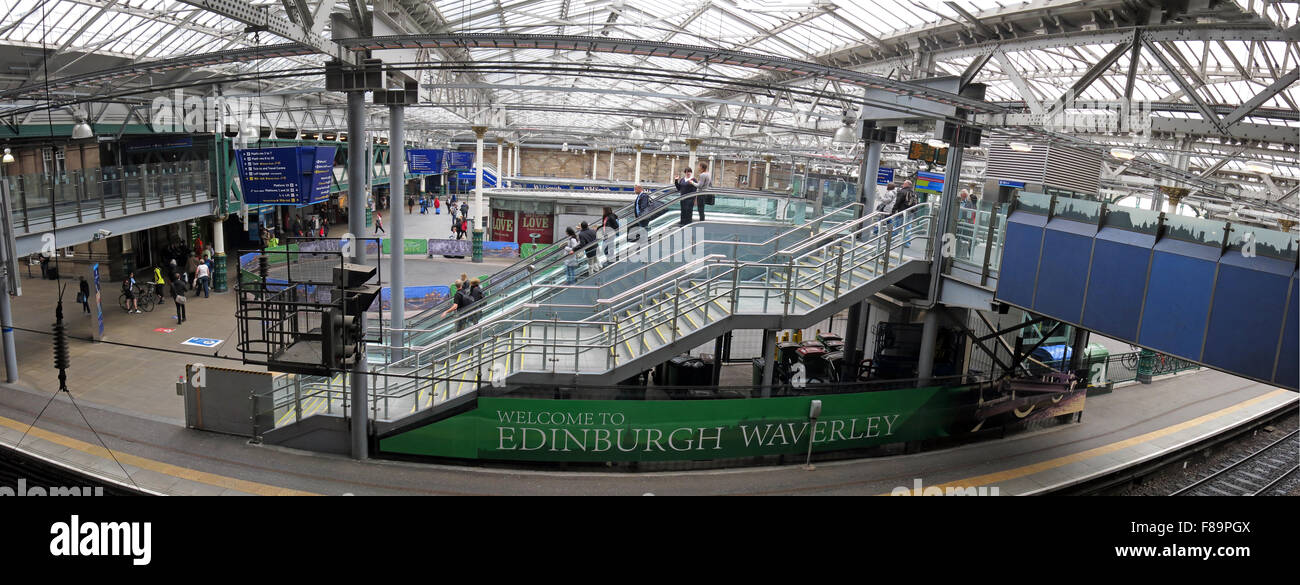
xmin=257 ymin=202 xmax=933 ymax=429
xmin=354 ymin=203 xmax=933 ymax=423
xmin=5 ymin=160 xmax=213 ymax=232
xmin=375 ymin=199 xmax=869 ymax=371
xmin=374 ymin=189 xmax=849 ymax=351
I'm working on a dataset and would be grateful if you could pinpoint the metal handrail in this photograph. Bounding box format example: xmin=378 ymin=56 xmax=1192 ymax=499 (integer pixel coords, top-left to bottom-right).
xmin=276 ymin=203 xmax=934 ymax=426
xmin=379 ymin=196 xmax=857 ymax=350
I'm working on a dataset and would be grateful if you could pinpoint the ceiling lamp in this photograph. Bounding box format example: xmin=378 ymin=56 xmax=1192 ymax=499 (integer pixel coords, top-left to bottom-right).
xmin=2 ymin=148 xmax=13 ymax=164
xmin=561 ymin=142 xmax=569 ymax=152
xmin=1008 ymin=141 xmax=1033 ymax=152
xmin=832 ymin=111 xmax=856 ymax=145
xmin=661 ymin=139 xmax=671 ymax=152
xmin=1110 ymin=147 xmax=1136 ymax=160
xmin=629 ymin=127 xmax=646 ymax=144
xmin=71 ymin=120 xmax=94 ymax=140
xmin=926 ymin=138 xmax=949 ymax=148
xmin=1245 ymin=161 xmax=1274 ymax=174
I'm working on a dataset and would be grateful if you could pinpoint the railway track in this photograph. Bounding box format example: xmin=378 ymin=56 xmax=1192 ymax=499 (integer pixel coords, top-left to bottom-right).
xmin=1171 ymin=429 xmax=1299 ymax=496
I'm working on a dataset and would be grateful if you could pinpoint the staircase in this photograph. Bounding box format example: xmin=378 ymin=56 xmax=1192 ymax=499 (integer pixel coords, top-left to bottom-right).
xmin=258 ymin=200 xmax=935 ymax=439
xmin=370 ymin=203 xmax=933 ymax=421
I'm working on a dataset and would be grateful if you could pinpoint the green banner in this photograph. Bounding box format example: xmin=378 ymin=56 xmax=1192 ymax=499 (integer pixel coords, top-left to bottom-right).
xmin=264 ymin=243 xmax=300 ymax=265
xmin=379 ymin=385 xmax=976 ymax=462
xmin=381 ymin=238 xmax=429 ymax=255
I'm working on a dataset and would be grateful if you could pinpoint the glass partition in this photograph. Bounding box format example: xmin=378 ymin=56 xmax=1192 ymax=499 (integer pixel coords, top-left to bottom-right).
xmin=1053 ymin=196 xmax=1102 ymax=224
xmin=1102 ymin=205 xmax=1160 ymax=235
xmin=7 ymin=160 xmax=213 ymax=231
xmin=1015 ymin=192 xmax=1052 ymax=215
xmin=1163 ymin=214 xmax=1226 ymax=246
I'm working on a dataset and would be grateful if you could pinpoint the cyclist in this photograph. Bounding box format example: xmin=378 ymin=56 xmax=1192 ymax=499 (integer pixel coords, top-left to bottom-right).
xmin=122 ymin=272 xmax=140 ymax=314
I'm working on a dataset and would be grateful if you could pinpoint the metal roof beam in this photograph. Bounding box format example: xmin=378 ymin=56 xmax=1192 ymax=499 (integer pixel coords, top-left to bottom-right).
xmin=173 ymin=0 xmax=356 ymax=64
xmin=1045 ymin=37 xmax=1134 ymax=113
xmin=992 ymin=49 xmax=1043 ymax=115
xmin=1220 ymin=67 xmax=1300 ymax=127
xmin=1141 ymin=37 xmax=1226 ymax=133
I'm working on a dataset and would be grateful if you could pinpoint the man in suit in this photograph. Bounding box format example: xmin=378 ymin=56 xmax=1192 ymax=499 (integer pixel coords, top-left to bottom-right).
xmin=674 ymin=168 xmax=697 ymax=226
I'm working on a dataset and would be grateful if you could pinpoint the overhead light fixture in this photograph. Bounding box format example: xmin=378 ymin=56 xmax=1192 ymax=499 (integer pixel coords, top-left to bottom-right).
xmin=661 ymin=139 xmax=671 ymax=152
xmin=629 ymin=127 xmax=646 ymax=144
xmin=926 ymin=138 xmax=949 ymax=148
xmin=1110 ymin=147 xmax=1136 ymax=160
xmin=832 ymin=111 xmax=856 ymax=145
xmin=1008 ymin=141 xmax=1033 ymax=152
xmin=1245 ymin=161 xmax=1274 ymax=174
xmin=2 ymin=148 xmax=13 ymax=164
xmin=71 ymin=121 xmax=94 ymax=140
xmin=561 ymin=142 xmax=569 ymax=152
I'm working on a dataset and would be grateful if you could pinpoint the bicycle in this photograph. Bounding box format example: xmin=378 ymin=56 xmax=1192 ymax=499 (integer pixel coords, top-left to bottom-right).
xmin=118 ymin=283 xmax=156 ymax=313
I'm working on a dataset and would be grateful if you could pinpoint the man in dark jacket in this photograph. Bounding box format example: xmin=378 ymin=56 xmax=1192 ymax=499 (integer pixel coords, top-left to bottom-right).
xmin=632 ymin=184 xmax=655 ymax=242
xmin=891 ymin=180 xmax=918 ymax=247
xmin=891 ymin=180 xmax=917 ymax=215
xmin=578 ymin=221 xmax=599 ymax=275
xmin=675 ymin=168 xmax=697 ymax=226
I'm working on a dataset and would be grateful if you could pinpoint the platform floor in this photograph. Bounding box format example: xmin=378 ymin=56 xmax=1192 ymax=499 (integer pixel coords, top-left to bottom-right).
xmin=0 ymin=369 xmax=1292 ymax=495
xmin=2 ymin=206 xmax=513 ymax=421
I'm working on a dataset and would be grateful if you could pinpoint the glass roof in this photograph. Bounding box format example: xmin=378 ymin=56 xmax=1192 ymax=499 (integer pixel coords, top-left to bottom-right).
xmin=0 ymin=0 xmax=1295 ymax=212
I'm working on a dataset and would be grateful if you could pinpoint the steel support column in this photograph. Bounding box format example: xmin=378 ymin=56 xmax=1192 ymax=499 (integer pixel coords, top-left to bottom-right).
xmin=760 ymin=329 xmax=777 ymax=397
xmin=917 ymin=308 xmax=940 ymax=387
xmin=473 ymin=126 xmax=487 ymax=263
xmin=346 ymin=90 xmax=369 ymax=460
xmin=633 ymin=144 xmax=643 ymax=185
xmin=389 ymin=105 xmax=406 ymax=355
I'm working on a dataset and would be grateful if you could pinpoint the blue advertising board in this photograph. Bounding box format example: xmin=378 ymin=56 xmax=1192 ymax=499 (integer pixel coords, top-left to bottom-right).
xmin=408 ymin=149 xmax=444 ymax=174
xmin=998 ymin=179 xmax=1026 ymax=189
xmin=447 ymin=151 xmax=475 ymax=170
xmin=876 ymin=167 xmax=894 ymax=185
xmin=236 ymin=146 xmax=336 ymax=205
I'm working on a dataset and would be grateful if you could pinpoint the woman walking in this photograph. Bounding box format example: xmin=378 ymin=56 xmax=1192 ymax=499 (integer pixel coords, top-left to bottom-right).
xmin=170 ymin=273 xmax=188 ymax=324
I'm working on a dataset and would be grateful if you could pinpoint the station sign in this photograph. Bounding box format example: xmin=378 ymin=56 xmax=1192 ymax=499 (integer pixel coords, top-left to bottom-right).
xmin=876 ymin=167 xmax=894 ymax=185
xmin=915 ymin=170 xmax=945 ymax=194
xmin=447 ymin=151 xmax=475 ymax=170
xmin=407 ymin=149 xmax=444 ymax=175
xmin=236 ymin=146 xmax=335 ymax=205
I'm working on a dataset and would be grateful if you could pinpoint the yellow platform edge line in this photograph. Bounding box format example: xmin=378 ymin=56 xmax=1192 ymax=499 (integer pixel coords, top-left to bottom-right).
xmin=880 ymin=389 xmax=1294 ymax=495
xmin=0 ymin=414 xmax=319 ymax=496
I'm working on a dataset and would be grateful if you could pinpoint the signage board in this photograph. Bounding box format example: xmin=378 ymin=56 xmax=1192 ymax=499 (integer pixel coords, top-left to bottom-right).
xmin=407 ymin=149 xmax=444 ymax=174
xmin=876 ymin=167 xmax=894 ymax=185
xmin=447 ymin=151 xmax=475 ymax=170
xmin=236 ymin=146 xmax=336 ymax=205
xmin=492 ymin=209 xmax=516 ymax=242
xmin=915 ymin=171 xmax=945 ymax=194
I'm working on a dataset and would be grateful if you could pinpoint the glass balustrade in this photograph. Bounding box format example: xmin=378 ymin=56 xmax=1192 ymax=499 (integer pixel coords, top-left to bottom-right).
xmin=4 ymin=160 xmax=211 ymax=231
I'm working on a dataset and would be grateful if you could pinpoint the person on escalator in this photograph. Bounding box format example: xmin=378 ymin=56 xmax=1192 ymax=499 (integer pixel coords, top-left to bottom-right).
xmin=675 ymin=168 xmax=697 ymax=226
xmin=563 ymin=227 xmax=581 ymax=284
xmin=441 ymin=278 xmax=483 ymax=331
xmin=599 ymin=206 xmax=619 ymax=264
xmin=631 ymin=184 xmax=655 ymax=243
xmin=694 ymin=162 xmax=712 ymax=222
xmin=578 ymin=221 xmax=599 ymax=276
